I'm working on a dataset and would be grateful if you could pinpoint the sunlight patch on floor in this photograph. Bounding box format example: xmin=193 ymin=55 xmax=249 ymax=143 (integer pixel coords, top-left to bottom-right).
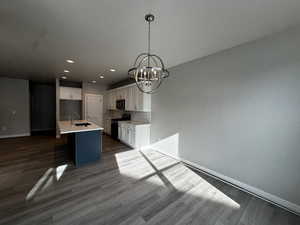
xmin=56 ymin=164 xmax=68 ymax=180
xmin=26 ymin=168 xmax=52 ymax=200
xmin=114 ymin=150 xmax=156 ymax=180
xmin=114 ymin=149 xmax=240 ymax=210
xmin=26 ymin=164 xmax=68 ymax=201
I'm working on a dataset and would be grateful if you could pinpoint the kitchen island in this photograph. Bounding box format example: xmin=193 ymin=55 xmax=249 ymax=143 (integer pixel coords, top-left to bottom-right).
xmin=58 ymin=120 xmax=103 ymax=167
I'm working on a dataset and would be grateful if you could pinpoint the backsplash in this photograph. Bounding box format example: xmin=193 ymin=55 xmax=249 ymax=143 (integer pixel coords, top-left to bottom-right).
xmin=106 ymin=110 xmax=151 ymax=123
xmin=130 ymin=111 xmax=151 ymax=123
xmin=60 ymin=100 xmax=82 ymax=121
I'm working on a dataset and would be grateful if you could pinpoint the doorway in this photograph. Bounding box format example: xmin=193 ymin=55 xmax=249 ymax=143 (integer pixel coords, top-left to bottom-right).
xmin=85 ymin=94 xmax=103 ymax=127
xmin=30 ymin=81 xmax=56 ymax=135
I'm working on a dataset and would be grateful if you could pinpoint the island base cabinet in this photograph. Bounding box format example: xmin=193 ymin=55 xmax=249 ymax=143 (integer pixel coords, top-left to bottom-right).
xmin=68 ymin=130 xmax=102 ymax=167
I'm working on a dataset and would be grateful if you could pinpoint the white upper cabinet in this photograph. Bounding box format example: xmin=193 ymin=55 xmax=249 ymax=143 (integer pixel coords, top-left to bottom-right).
xmin=108 ymin=91 xmax=116 ymax=110
xmin=126 ymin=86 xmax=135 ymax=111
xmin=106 ymin=84 xmax=151 ymax=112
xmin=60 ymin=87 xmax=82 ymax=100
xmin=132 ymin=86 xmax=151 ymax=112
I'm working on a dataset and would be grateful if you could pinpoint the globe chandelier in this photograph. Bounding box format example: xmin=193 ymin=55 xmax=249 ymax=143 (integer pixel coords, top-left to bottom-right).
xmin=128 ymin=14 xmax=169 ymax=94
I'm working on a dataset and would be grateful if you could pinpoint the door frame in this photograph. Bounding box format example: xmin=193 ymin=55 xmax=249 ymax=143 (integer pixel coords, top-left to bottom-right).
xmin=84 ymin=93 xmax=104 ymax=126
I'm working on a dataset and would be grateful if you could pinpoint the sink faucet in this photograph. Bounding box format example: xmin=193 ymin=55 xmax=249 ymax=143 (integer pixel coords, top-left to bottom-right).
xmin=70 ymin=112 xmax=80 ymax=125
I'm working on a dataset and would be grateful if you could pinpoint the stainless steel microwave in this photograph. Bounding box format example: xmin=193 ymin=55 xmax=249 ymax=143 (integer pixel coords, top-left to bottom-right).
xmin=116 ymin=99 xmax=125 ymax=110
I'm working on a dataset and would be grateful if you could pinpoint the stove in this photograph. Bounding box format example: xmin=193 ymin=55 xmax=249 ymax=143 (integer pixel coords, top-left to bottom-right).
xmin=111 ymin=114 xmax=131 ymax=140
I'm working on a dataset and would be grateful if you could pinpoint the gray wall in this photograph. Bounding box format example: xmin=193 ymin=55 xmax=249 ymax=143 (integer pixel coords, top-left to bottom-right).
xmin=0 ymin=77 xmax=30 ymax=137
xmin=151 ymin=26 xmax=300 ymax=207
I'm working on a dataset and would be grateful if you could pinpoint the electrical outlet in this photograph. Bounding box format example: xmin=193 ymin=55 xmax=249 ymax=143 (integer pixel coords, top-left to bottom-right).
xmin=1 ymin=126 xmax=7 ymax=131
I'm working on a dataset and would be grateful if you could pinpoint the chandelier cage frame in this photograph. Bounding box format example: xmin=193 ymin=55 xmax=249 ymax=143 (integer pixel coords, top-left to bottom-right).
xmin=128 ymin=14 xmax=169 ymax=94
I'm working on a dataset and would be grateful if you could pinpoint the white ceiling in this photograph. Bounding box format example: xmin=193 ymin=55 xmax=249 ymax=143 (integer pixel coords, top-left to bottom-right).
xmin=1 ymin=0 xmax=300 ymax=85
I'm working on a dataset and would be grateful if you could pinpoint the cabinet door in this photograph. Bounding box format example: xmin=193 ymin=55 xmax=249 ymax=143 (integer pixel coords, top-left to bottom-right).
xmin=105 ymin=119 xmax=111 ymax=135
xmin=105 ymin=93 xmax=110 ymax=110
xmin=116 ymin=89 xmax=124 ymax=100
xmin=125 ymin=87 xmax=133 ymax=111
xmin=108 ymin=121 xmax=111 ymax=134
xmin=111 ymin=92 xmax=116 ymax=110
xmin=132 ymin=128 xmax=136 ymax=147
xmin=115 ymin=90 xmax=119 ymax=100
xmin=143 ymin=92 xmax=151 ymax=112
xmin=118 ymin=125 xmax=121 ymax=139
xmin=108 ymin=92 xmax=112 ymax=109
xmin=121 ymin=127 xmax=127 ymax=143
xmin=60 ymin=87 xmax=68 ymax=99
xmin=123 ymin=88 xmax=129 ymax=102
xmin=120 ymin=126 xmax=124 ymax=141
xmin=133 ymin=86 xmax=151 ymax=112
xmin=72 ymin=88 xmax=82 ymax=100
xmin=120 ymin=89 xmax=124 ymax=100
xmin=128 ymin=126 xmax=136 ymax=147
xmin=109 ymin=92 xmax=114 ymax=110
xmin=60 ymin=87 xmax=82 ymax=100
xmin=133 ymin=86 xmax=143 ymax=111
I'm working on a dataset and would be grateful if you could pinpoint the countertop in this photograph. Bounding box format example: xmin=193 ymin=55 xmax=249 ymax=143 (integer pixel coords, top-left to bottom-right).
xmin=58 ymin=120 xmax=104 ymax=134
xmin=118 ymin=120 xmax=151 ymax=126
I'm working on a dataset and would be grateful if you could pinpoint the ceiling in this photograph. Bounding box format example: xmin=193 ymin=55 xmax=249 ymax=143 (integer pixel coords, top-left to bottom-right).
xmin=1 ymin=0 xmax=300 ymax=85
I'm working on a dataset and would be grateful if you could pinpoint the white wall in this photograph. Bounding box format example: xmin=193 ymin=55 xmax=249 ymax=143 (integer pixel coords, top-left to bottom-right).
xmin=82 ymin=82 xmax=108 ymax=121
xmin=151 ymin=26 xmax=300 ymax=212
xmin=0 ymin=77 xmax=30 ymax=138
xmin=55 ymin=78 xmax=60 ymax=138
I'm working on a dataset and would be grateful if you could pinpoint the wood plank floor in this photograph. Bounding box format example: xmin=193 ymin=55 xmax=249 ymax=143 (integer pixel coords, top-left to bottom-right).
xmin=0 ymin=134 xmax=299 ymax=225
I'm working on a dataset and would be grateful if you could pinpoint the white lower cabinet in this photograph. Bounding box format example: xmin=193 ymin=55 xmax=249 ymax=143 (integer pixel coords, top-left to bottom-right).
xmin=118 ymin=122 xmax=150 ymax=148
xmin=105 ymin=119 xmax=111 ymax=135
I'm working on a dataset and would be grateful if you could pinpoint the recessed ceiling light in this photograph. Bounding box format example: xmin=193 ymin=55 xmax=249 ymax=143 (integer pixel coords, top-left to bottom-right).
xmin=61 ymin=76 xmax=67 ymax=80
xmin=99 ymin=75 xmax=104 ymax=79
xmin=64 ymin=70 xmax=70 ymax=73
xmin=109 ymin=68 xmax=116 ymax=72
xmin=66 ymin=59 xmax=75 ymax=64
xmin=91 ymin=80 xmax=96 ymax=83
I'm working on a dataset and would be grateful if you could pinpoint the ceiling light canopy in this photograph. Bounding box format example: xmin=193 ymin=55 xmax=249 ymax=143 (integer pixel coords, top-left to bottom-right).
xmin=66 ymin=59 xmax=75 ymax=64
xmin=110 ymin=68 xmax=116 ymax=72
xmin=128 ymin=14 xmax=169 ymax=94
xmin=64 ymin=70 xmax=70 ymax=73
xmin=61 ymin=76 xmax=67 ymax=80
xmin=100 ymin=75 xmax=104 ymax=79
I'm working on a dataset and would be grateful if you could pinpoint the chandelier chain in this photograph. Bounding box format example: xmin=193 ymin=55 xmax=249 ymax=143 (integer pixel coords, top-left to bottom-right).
xmin=147 ymin=20 xmax=151 ymax=67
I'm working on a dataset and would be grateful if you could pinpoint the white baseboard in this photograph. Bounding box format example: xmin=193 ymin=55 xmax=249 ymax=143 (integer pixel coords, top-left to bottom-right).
xmin=31 ymin=128 xmax=54 ymax=132
xmin=0 ymin=133 xmax=30 ymax=139
xmin=148 ymin=147 xmax=300 ymax=216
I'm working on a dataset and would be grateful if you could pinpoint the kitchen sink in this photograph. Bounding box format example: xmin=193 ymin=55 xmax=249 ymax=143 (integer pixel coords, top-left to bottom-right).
xmin=75 ymin=122 xmax=91 ymax=127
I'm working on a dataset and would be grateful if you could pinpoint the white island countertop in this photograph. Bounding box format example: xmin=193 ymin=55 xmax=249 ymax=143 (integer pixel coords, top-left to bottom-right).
xmin=58 ymin=120 xmax=104 ymax=134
